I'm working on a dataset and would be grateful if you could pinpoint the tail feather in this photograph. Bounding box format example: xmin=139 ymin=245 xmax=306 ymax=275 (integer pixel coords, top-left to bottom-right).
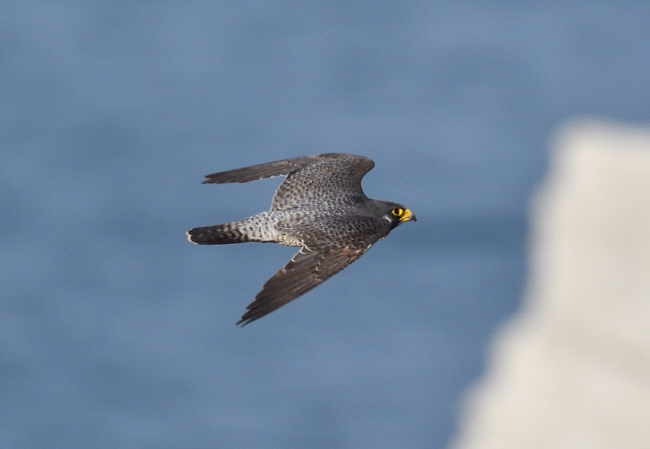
xmin=187 ymin=223 xmax=251 ymax=245
xmin=187 ymin=214 xmax=276 ymax=245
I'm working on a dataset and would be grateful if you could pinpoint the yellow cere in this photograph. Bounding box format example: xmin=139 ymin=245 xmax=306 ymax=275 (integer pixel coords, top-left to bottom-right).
xmin=390 ymin=207 xmax=414 ymax=221
xmin=399 ymin=208 xmax=414 ymax=222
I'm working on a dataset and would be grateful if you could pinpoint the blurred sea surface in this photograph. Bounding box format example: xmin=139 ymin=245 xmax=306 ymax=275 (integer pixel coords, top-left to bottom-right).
xmin=1 ymin=2 xmax=649 ymax=448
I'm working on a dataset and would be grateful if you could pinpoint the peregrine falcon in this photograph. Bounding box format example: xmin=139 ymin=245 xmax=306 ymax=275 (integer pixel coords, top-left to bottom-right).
xmin=187 ymin=153 xmax=416 ymax=325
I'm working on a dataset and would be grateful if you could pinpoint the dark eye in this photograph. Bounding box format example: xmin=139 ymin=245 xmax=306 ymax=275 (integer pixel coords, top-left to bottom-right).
xmin=391 ymin=207 xmax=403 ymax=217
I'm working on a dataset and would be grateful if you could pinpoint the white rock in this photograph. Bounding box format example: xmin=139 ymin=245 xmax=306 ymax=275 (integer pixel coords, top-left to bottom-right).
xmin=450 ymin=119 xmax=650 ymax=449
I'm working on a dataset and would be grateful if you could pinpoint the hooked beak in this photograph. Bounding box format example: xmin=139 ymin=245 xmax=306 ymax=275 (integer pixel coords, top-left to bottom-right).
xmin=400 ymin=209 xmax=417 ymax=223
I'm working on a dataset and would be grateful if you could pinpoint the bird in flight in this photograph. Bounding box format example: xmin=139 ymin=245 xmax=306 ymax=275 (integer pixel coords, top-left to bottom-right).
xmin=187 ymin=153 xmax=416 ymax=325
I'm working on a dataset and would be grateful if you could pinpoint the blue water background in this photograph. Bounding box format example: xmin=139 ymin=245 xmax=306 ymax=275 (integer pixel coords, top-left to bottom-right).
xmin=2 ymin=2 xmax=650 ymax=448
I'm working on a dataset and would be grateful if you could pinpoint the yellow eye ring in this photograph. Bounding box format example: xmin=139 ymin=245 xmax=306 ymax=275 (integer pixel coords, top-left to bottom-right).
xmin=391 ymin=207 xmax=403 ymax=217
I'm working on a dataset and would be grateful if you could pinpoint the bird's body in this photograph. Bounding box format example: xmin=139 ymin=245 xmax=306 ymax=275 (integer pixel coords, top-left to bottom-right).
xmin=187 ymin=153 xmax=415 ymax=325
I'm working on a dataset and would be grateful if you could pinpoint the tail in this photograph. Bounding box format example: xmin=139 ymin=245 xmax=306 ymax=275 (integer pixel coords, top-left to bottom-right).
xmin=187 ymin=214 xmax=275 ymax=245
xmin=186 ymin=224 xmax=249 ymax=245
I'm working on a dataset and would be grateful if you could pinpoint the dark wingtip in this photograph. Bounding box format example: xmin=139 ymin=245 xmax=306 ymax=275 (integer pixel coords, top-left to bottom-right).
xmin=236 ymin=314 xmax=256 ymax=327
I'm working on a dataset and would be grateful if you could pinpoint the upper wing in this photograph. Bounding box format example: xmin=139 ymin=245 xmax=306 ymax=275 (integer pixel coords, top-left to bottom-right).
xmin=200 ymin=153 xmax=375 ymax=211
xmin=237 ymin=245 xmax=370 ymax=326
xmin=201 ymin=153 xmax=367 ymax=184
xmin=270 ymin=153 xmax=374 ymax=210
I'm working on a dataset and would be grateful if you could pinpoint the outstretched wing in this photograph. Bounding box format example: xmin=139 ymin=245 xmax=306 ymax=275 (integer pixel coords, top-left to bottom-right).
xmin=270 ymin=153 xmax=374 ymax=210
xmin=201 ymin=153 xmax=375 ymax=211
xmin=202 ymin=154 xmax=326 ymax=184
xmin=202 ymin=153 xmax=372 ymax=184
xmin=237 ymin=245 xmax=371 ymax=326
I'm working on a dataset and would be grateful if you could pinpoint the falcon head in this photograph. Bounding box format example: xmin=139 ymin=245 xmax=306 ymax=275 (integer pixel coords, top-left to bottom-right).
xmin=383 ymin=203 xmax=417 ymax=228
